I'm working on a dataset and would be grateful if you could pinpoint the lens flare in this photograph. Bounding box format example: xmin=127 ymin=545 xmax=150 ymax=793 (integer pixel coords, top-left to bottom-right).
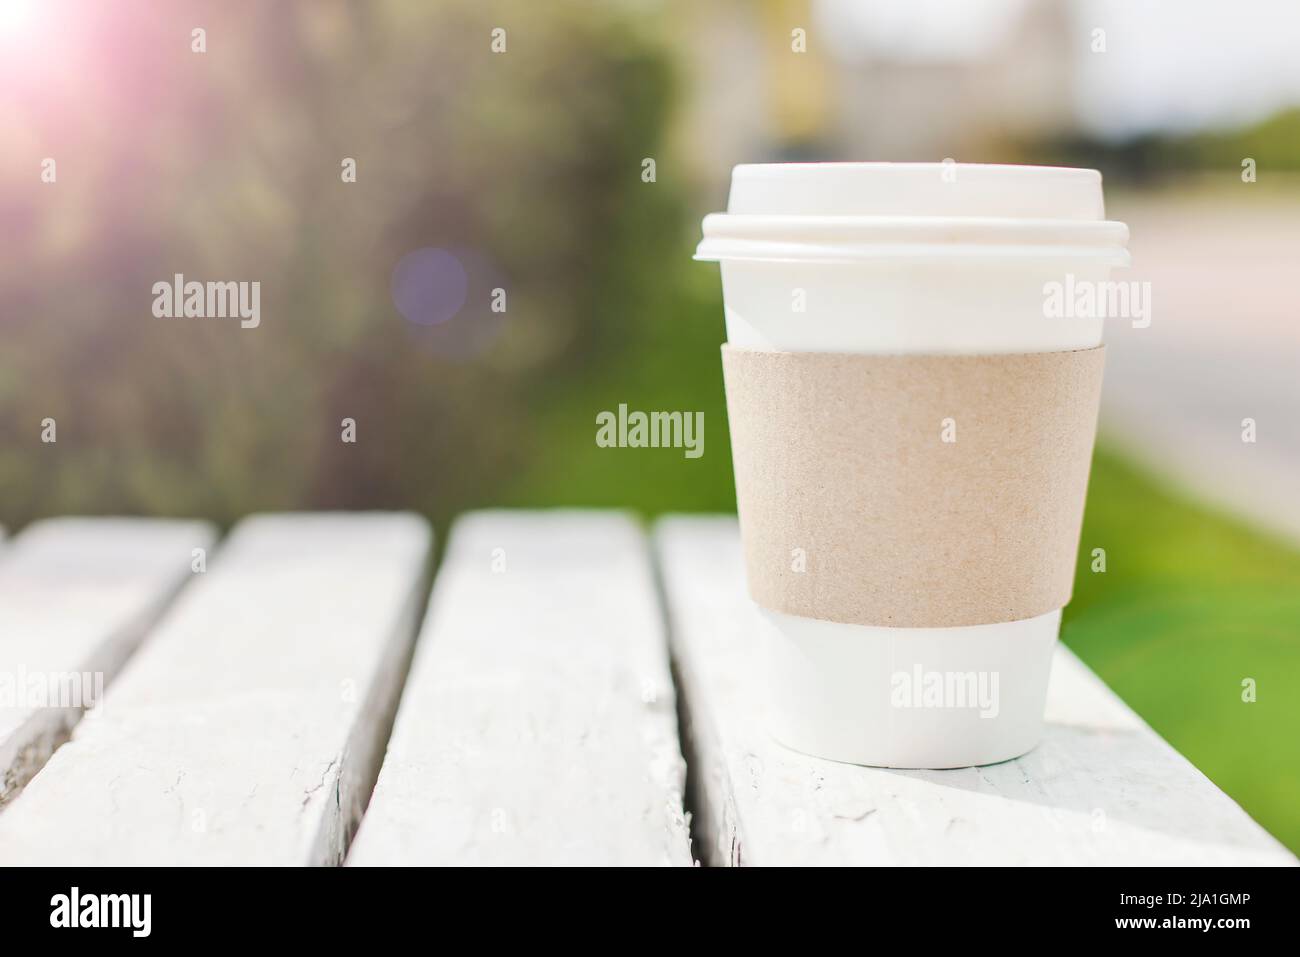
xmin=0 ymin=0 xmax=39 ymax=36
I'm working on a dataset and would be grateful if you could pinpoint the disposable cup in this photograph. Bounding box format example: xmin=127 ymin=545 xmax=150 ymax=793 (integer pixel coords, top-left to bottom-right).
xmin=696 ymin=162 xmax=1129 ymax=768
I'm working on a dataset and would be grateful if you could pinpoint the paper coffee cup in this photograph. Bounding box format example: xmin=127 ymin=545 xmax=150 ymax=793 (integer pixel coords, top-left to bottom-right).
xmin=696 ymin=163 xmax=1129 ymax=768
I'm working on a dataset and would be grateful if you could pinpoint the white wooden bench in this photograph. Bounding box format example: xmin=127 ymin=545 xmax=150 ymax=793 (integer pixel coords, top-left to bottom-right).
xmin=0 ymin=510 xmax=1292 ymax=866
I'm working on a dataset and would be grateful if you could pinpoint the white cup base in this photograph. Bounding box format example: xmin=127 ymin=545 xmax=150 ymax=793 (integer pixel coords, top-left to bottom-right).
xmin=760 ymin=607 xmax=1059 ymax=769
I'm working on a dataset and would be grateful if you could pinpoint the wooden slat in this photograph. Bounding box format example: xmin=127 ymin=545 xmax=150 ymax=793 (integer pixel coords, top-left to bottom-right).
xmin=0 ymin=512 xmax=430 ymax=865
xmin=655 ymin=515 xmax=1297 ymax=867
xmin=0 ymin=517 xmax=215 ymax=805
xmin=348 ymin=510 xmax=692 ymax=866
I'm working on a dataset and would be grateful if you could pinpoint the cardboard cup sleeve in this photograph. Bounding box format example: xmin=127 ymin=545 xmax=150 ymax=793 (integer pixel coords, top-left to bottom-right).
xmin=721 ymin=344 xmax=1106 ymax=629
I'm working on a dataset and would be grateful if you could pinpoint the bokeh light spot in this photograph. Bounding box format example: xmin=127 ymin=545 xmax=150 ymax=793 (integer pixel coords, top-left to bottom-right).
xmin=390 ymin=247 xmax=468 ymax=326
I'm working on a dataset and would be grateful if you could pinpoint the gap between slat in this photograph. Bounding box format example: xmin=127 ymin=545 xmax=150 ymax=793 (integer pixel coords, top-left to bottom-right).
xmin=0 ymin=512 xmax=432 ymax=866
xmin=0 ymin=518 xmax=217 ymax=809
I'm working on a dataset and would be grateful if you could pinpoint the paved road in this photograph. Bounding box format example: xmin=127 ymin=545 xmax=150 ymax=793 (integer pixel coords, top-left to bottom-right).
xmin=1099 ymin=187 xmax=1300 ymax=542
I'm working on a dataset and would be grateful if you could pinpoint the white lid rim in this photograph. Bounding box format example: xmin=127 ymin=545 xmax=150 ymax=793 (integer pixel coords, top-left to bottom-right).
xmin=707 ymin=163 xmax=1126 ymax=259
xmin=698 ymin=212 xmax=1130 ymax=264
xmin=695 ymin=240 xmax=1132 ymax=266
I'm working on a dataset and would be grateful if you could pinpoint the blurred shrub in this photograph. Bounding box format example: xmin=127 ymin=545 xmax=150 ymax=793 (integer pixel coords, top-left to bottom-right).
xmin=0 ymin=0 xmax=732 ymax=529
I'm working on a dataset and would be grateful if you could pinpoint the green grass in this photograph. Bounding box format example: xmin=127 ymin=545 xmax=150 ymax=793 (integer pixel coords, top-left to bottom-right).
xmin=1065 ymin=449 xmax=1300 ymax=854
xmin=497 ymin=262 xmax=737 ymax=515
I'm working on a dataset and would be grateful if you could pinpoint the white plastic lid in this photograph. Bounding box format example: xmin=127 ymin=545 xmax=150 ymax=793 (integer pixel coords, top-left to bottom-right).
xmin=696 ymin=162 xmax=1129 ymax=264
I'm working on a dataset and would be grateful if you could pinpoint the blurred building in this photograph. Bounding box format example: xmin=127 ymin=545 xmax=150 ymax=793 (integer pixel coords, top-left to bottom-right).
xmin=822 ymin=0 xmax=1074 ymax=160
xmin=677 ymin=0 xmax=1077 ymax=188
